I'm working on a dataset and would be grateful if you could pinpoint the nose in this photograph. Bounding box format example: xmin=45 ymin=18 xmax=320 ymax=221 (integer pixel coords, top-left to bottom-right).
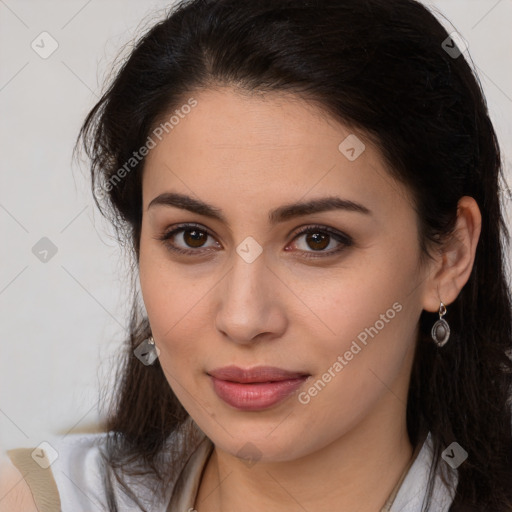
xmin=214 ymin=250 xmax=288 ymax=345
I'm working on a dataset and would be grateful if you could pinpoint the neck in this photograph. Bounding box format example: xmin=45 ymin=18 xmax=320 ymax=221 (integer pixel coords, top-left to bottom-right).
xmin=195 ymin=393 xmax=415 ymax=512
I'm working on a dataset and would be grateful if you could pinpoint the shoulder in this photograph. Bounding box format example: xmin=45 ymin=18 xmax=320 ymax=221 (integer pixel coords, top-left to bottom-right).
xmin=0 ymin=454 xmax=39 ymax=512
xmin=0 ymin=433 xmax=108 ymax=512
xmin=0 ymin=424 xmax=207 ymax=512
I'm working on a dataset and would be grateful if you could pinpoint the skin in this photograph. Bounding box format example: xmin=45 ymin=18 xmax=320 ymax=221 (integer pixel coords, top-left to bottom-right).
xmin=138 ymin=87 xmax=481 ymax=512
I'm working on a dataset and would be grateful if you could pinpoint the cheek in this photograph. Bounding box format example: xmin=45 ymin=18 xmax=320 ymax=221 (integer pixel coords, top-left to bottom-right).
xmin=289 ymin=253 xmax=421 ymax=417
xmin=292 ymin=299 xmax=418 ymax=446
xmin=138 ymin=249 xmax=214 ymax=369
xmin=139 ymin=230 xmax=193 ymax=327
xmin=290 ymin=253 xmax=414 ymax=349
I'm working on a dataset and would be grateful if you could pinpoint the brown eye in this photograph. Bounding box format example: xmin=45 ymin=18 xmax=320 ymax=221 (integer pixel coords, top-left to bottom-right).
xmin=305 ymin=232 xmax=330 ymax=251
xmin=288 ymin=225 xmax=353 ymax=258
xmin=183 ymin=229 xmax=208 ymax=248
xmin=157 ymin=223 xmax=352 ymax=259
xmin=157 ymin=223 xmax=221 ymax=255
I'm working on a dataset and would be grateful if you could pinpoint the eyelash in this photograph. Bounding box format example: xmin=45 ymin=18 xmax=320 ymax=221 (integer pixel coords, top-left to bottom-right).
xmin=156 ymin=223 xmax=355 ymax=259
xmin=156 ymin=222 xmax=353 ymax=259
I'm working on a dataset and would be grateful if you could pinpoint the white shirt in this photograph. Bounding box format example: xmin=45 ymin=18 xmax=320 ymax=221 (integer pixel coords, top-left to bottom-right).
xmin=7 ymin=426 xmax=457 ymax=511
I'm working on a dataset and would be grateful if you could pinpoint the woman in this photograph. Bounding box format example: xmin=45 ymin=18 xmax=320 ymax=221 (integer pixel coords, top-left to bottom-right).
xmin=2 ymin=0 xmax=511 ymax=510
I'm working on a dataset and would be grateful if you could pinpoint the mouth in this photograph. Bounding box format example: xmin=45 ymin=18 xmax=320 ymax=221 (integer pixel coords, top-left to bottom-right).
xmin=208 ymin=365 xmax=309 ymax=383
xmin=207 ymin=365 xmax=311 ymax=410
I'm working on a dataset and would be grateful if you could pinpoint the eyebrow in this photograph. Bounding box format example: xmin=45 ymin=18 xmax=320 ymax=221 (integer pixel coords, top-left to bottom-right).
xmin=147 ymin=192 xmax=372 ymax=224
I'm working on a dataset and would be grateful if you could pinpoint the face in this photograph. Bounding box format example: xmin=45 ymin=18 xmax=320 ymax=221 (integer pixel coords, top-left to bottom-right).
xmin=138 ymin=87 xmax=431 ymax=462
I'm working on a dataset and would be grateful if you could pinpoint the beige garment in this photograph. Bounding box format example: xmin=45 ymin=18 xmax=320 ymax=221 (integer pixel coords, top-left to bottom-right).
xmin=7 ymin=447 xmax=61 ymax=512
xmin=7 ymin=434 xmax=423 ymax=512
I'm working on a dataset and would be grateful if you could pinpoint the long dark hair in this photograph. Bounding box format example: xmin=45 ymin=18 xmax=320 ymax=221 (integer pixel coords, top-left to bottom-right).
xmin=77 ymin=0 xmax=512 ymax=510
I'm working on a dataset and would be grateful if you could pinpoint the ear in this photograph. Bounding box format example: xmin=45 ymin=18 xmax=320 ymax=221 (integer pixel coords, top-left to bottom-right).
xmin=422 ymin=196 xmax=482 ymax=313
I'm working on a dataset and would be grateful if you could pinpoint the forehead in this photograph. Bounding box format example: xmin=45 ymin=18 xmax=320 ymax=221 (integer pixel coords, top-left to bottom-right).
xmin=142 ymin=87 xmax=410 ymax=218
xmin=148 ymin=87 xmax=354 ymax=159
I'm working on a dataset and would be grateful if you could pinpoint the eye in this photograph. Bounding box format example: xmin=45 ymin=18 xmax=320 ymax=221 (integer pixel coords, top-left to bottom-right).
xmin=155 ymin=223 xmax=353 ymax=258
xmin=286 ymin=225 xmax=353 ymax=258
xmin=156 ymin=223 xmax=220 ymax=255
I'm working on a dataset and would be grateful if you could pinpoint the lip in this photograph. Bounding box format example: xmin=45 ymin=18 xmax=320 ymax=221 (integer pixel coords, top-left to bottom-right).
xmin=208 ymin=365 xmax=308 ymax=383
xmin=208 ymin=365 xmax=310 ymax=411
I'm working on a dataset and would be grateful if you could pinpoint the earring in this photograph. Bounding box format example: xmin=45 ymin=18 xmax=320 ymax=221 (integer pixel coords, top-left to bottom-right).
xmin=431 ymin=302 xmax=450 ymax=347
xmin=134 ymin=335 xmax=160 ymax=365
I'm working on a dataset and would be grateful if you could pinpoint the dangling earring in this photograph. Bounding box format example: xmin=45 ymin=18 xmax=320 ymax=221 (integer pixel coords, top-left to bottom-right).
xmin=431 ymin=302 xmax=450 ymax=347
xmin=134 ymin=335 xmax=160 ymax=365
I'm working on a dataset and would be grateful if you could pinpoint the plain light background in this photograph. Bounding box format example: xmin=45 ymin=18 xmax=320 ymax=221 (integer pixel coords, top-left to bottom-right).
xmin=1 ymin=0 xmax=511 ymax=451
